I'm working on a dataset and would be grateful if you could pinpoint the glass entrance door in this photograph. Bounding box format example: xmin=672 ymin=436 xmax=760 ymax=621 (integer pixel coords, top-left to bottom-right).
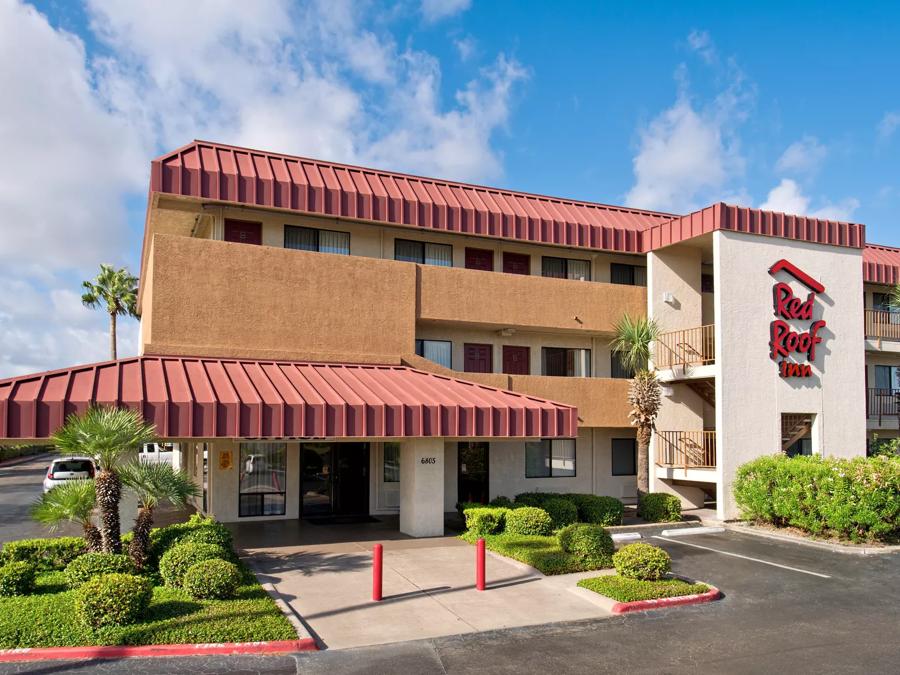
xmin=458 ymin=442 xmax=489 ymax=504
xmin=300 ymin=443 xmax=370 ymax=517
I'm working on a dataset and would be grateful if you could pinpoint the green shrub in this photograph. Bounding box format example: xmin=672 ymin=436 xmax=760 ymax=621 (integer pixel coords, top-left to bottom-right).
xmin=638 ymin=493 xmax=682 ymax=523
xmin=463 ymin=507 xmax=510 ymax=536
xmin=578 ymin=575 xmax=709 ymax=602
xmin=65 ymin=553 xmax=135 ymax=588
xmin=0 ymin=562 xmax=36 ymax=596
xmin=183 ymin=559 xmax=242 ymax=600
xmin=733 ymin=454 xmax=900 ymax=542
xmin=505 ymin=506 xmax=553 ymax=536
xmin=159 ymin=542 xmax=229 ymax=588
xmin=74 ymin=573 xmax=152 ymax=628
xmin=514 ymin=492 xmax=551 ymax=508
xmin=149 ymin=514 xmax=233 ymax=565
xmin=489 ymin=496 xmax=514 ymax=508
xmin=613 ymin=543 xmax=671 ymax=581
xmin=557 ymin=524 xmax=614 ymax=565
xmin=0 ymin=537 xmax=85 ymax=571
xmin=542 ymin=497 xmax=578 ymax=530
xmin=567 ymin=494 xmax=624 ymax=526
xmin=455 ymin=501 xmax=483 ymax=519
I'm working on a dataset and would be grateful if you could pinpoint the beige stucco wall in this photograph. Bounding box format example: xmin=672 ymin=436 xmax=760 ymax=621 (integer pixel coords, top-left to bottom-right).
xmin=714 ymin=230 xmax=866 ymax=519
xmin=648 ymin=244 xmax=703 ymax=333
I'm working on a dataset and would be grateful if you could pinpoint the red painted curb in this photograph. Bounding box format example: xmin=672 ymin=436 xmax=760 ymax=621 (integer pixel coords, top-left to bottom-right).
xmin=611 ymin=586 xmax=721 ymax=614
xmin=0 ymin=638 xmax=317 ymax=662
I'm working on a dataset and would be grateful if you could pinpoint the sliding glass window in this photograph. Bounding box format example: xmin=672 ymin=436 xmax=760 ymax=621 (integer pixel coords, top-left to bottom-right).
xmin=415 ymin=339 xmax=452 ymax=369
xmin=285 ymin=225 xmax=350 ymax=255
xmin=542 ymin=256 xmax=591 ymax=281
xmin=542 ymin=347 xmax=591 ymax=377
xmin=525 ymin=439 xmax=576 ymax=478
xmin=395 ymin=239 xmax=452 ymax=266
xmin=239 ymin=442 xmax=287 ymax=517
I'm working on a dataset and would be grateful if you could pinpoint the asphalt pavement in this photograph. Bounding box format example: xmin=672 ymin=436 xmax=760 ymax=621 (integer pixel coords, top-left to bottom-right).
xmin=0 ymin=453 xmax=81 ymax=543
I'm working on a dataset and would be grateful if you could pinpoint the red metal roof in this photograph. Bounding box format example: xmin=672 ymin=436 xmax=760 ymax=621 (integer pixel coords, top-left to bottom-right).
xmin=0 ymin=356 xmax=577 ymax=441
xmin=150 ymin=141 xmax=674 ymax=254
xmin=863 ymin=244 xmax=900 ymax=285
xmin=643 ymin=203 xmax=865 ymax=252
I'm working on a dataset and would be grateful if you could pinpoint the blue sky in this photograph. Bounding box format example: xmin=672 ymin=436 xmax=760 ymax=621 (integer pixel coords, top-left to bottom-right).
xmin=1 ymin=0 xmax=898 ymax=377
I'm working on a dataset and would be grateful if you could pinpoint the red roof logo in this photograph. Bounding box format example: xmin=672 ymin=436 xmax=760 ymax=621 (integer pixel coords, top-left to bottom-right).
xmin=768 ymin=259 xmax=825 ymax=294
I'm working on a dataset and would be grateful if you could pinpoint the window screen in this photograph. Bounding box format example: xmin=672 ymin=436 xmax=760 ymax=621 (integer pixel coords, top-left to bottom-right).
xmin=525 ymin=440 xmax=576 ymax=478
xmin=284 ymin=225 xmax=349 ymax=254
xmin=239 ymin=442 xmax=287 ymax=517
xmin=542 ymin=256 xmax=590 ymax=280
xmin=611 ymin=438 xmax=636 ymax=476
xmin=395 ymin=239 xmax=452 ymax=266
xmin=611 ymin=352 xmax=635 ymax=379
xmin=416 ymin=339 xmax=452 ymax=369
xmin=550 ymin=439 xmax=576 ymax=476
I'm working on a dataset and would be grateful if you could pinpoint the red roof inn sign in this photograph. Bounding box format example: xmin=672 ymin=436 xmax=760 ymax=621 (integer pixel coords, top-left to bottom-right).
xmin=768 ymin=260 xmax=826 ymax=378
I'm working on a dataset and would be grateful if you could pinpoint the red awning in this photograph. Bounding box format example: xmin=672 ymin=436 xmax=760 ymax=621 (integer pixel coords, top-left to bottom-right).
xmin=0 ymin=356 xmax=577 ymax=441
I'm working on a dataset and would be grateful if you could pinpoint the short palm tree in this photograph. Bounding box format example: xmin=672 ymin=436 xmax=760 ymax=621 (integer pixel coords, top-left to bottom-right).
xmin=81 ymin=264 xmax=139 ymax=360
xmin=119 ymin=462 xmax=200 ymax=569
xmin=31 ymin=480 xmax=101 ymax=552
xmin=610 ymin=314 xmax=662 ymax=500
xmin=52 ymin=407 xmax=157 ymax=553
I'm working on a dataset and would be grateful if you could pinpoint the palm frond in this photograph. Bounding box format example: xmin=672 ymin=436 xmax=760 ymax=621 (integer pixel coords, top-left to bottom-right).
xmin=31 ymin=479 xmax=96 ymax=531
xmin=81 ymin=264 xmax=139 ymax=318
xmin=610 ymin=314 xmax=660 ymax=373
xmin=119 ymin=461 xmax=200 ymax=509
xmin=52 ymin=406 xmax=157 ymax=472
xmin=890 ymin=285 xmax=900 ymax=310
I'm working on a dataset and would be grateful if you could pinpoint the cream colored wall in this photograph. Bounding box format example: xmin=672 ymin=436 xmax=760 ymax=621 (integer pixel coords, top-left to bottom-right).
xmin=648 ymin=245 xmax=703 ymax=333
xmin=399 ymin=438 xmax=445 ymax=537
xmin=714 ymin=230 xmax=866 ymax=519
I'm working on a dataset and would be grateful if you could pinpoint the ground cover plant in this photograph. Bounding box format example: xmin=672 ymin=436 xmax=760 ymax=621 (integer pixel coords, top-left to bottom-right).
xmin=577 ymin=576 xmax=709 ymax=602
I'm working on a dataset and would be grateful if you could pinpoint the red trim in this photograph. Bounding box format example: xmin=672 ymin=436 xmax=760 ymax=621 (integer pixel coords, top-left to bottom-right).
xmin=0 ymin=639 xmax=316 ymax=663
xmin=610 ymin=586 xmax=721 ymax=614
xmin=768 ymin=259 xmax=826 ymax=294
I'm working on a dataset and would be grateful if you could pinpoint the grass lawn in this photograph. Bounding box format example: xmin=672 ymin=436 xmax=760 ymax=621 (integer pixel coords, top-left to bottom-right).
xmin=0 ymin=565 xmax=296 ymax=648
xmin=461 ymin=532 xmax=612 ymax=575
xmin=578 ymin=575 xmax=710 ymax=602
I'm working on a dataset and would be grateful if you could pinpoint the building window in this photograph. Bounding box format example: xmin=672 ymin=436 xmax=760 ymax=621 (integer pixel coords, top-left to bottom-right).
xmin=542 ymin=347 xmax=591 ymax=377
xmin=701 ymin=274 xmax=715 ymax=293
xmin=395 ymin=239 xmax=452 ymax=266
xmin=542 ymin=256 xmax=590 ymax=281
xmin=383 ymin=443 xmax=400 ymax=483
xmin=415 ymin=339 xmax=452 ymax=369
xmin=239 ymin=442 xmax=287 ymax=517
xmin=284 ymin=225 xmax=350 ymax=254
xmin=525 ymin=439 xmax=576 ymax=478
xmin=611 ymin=352 xmax=635 ymax=379
xmin=611 ymin=438 xmax=637 ymax=476
xmin=875 ymin=365 xmax=900 ymax=391
xmin=610 ymin=263 xmax=647 ymax=287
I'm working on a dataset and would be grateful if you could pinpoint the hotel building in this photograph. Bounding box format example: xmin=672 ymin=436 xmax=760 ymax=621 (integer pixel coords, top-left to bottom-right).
xmin=2 ymin=141 xmax=898 ymax=533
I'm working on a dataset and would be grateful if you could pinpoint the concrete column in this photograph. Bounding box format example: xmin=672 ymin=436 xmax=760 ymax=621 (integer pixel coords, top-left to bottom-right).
xmin=399 ymin=438 xmax=445 ymax=537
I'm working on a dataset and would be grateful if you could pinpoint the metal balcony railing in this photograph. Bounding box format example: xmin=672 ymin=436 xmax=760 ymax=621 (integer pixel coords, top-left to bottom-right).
xmin=867 ymin=388 xmax=899 ymax=423
xmin=655 ymin=325 xmax=715 ymax=369
xmin=656 ymin=430 xmax=716 ymax=469
xmin=865 ymin=310 xmax=900 ymax=340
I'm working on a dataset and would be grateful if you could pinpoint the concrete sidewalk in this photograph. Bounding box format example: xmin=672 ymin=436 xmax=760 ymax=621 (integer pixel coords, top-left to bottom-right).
xmin=243 ymin=534 xmax=612 ymax=650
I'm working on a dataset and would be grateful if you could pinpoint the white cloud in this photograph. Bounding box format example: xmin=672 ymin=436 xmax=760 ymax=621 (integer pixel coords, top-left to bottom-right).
xmin=759 ymin=178 xmax=859 ymax=221
xmin=687 ymin=30 xmax=716 ymax=64
xmin=775 ymin=136 xmax=827 ymax=175
xmin=878 ymin=111 xmax=900 ymax=141
xmin=421 ymin=0 xmax=471 ymax=23
xmin=454 ymin=35 xmax=477 ymax=61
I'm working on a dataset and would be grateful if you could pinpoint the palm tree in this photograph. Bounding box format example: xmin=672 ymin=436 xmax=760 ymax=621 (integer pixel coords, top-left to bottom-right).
xmin=610 ymin=314 xmax=662 ymax=500
xmin=52 ymin=407 xmax=157 ymax=553
xmin=31 ymin=480 xmax=102 ymax=552
xmin=81 ymin=264 xmax=139 ymax=360
xmin=119 ymin=462 xmax=200 ymax=569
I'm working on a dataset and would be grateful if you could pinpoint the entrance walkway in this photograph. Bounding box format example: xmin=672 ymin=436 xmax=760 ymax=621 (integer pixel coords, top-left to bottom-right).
xmin=230 ymin=517 xmax=612 ymax=650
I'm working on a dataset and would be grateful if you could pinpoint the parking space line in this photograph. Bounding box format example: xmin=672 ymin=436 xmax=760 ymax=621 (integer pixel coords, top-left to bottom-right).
xmin=652 ymin=536 xmax=832 ymax=579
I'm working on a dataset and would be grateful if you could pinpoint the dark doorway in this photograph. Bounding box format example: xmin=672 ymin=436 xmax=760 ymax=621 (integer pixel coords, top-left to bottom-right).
xmin=502 ymin=345 xmax=530 ymax=375
xmin=300 ymin=443 xmax=370 ymax=517
xmin=502 ymin=252 xmax=530 ymax=275
xmin=224 ymin=219 xmax=262 ymax=245
xmin=465 ymin=247 xmax=494 ymax=271
xmin=464 ymin=343 xmax=493 ymax=373
xmin=458 ymin=442 xmax=489 ymax=504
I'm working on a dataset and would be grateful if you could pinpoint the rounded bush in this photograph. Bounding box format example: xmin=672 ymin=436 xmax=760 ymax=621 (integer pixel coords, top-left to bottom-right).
xmin=557 ymin=523 xmax=615 ymax=565
xmin=568 ymin=494 xmax=624 ymax=526
xmin=489 ymin=495 xmax=514 ymax=508
xmin=75 ymin=573 xmax=152 ymax=628
xmin=65 ymin=553 xmax=135 ymax=588
xmin=613 ymin=543 xmax=671 ymax=581
xmin=637 ymin=493 xmax=682 ymax=523
xmin=0 ymin=561 xmax=36 ymax=596
xmin=505 ymin=506 xmax=553 ymax=536
xmin=183 ymin=559 xmax=242 ymax=599
xmin=514 ymin=492 xmax=549 ymax=508
xmin=149 ymin=515 xmax=233 ymax=564
xmin=159 ymin=542 xmax=229 ymax=588
xmin=542 ymin=497 xmax=578 ymax=530
xmin=464 ymin=507 xmax=509 ymax=536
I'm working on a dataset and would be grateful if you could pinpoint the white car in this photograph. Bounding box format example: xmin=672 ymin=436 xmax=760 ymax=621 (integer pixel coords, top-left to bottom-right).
xmin=139 ymin=443 xmax=175 ymax=465
xmin=43 ymin=457 xmax=96 ymax=493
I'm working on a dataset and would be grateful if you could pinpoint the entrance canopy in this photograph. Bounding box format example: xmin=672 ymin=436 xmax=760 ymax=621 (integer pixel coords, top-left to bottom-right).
xmin=0 ymin=356 xmax=577 ymax=441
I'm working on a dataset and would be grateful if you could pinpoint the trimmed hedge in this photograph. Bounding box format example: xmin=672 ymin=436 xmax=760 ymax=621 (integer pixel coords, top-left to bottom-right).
xmin=463 ymin=507 xmax=510 ymax=536
xmin=567 ymin=494 xmax=624 ymax=526
xmin=0 ymin=537 xmax=85 ymax=571
xmin=734 ymin=454 xmax=900 ymax=542
xmin=65 ymin=553 xmax=135 ymax=589
xmin=159 ymin=543 xmax=229 ymax=588
xmin=638 ymin=493 xmax=682 ymax=523
xmin=74 ymin=573 xmax=152 ymax=628
xmin=0 ymin=562 xmax=36 ymax=596
xmin=613 ymin=543 xmax=671 ymax=581
xmin=542 ymin=497 xmax=578 ymax=530
xmin=556 ymin=524 xmax=614 ymax=566
xmin=578 ymin=575 xmax=709 ymax=602
xmin=505 ymin=506 xmax=553 ymax=536
xmin=456 ymin=501 xmax=483 ymax=519
xmin=183 ymin=559 xmax=242 ymax=600
xmin=489 ymin=496 xmax=515 ymax=508
xmin=149 ymin=514 xmax=233 ymax=566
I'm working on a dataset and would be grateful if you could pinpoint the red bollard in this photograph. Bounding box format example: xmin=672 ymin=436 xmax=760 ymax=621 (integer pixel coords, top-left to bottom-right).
xmin=476 ymin=538 xmax=486 ymax=591
xmin=372 ymin=543 xmax=383 ymax=601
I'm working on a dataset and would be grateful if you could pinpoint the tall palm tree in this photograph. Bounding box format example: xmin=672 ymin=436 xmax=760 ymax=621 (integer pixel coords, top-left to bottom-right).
xmin=31 ymin=480 xmax=102 ymax=552
xmin=119 ymin=462 xmax=200 ymax=569
xmin=81 ymin=264 xmax=139 ymax=360
xmin=52 ymin=407 xmax=157 ymax=554
xmin=610 ymin=314 xmax=662 ymax=500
